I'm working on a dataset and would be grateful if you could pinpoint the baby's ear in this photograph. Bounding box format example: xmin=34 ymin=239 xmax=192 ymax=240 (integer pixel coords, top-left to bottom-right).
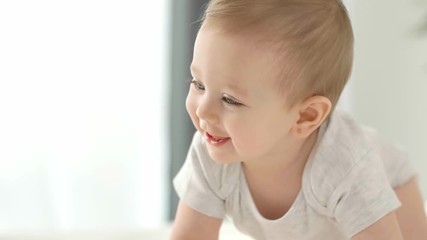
xmin=292 ymin=96 xmax=331 ymax=138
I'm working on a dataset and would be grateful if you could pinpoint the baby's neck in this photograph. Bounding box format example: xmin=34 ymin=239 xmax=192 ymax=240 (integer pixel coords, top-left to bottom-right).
xmin=241 ymin=130 xmax=319 ymax=220
xmin=242 ymin=129 xmax=319 ymax=180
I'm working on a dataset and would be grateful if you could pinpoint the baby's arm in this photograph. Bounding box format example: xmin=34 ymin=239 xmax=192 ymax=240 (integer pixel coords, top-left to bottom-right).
xmin=170 ymin=200 xmax=223 ymax=240
xmin=351 ymin=177 xmax=427 ymax=240
xmin=394 ymin=177 xmax=427 ymax=240
xmin=351 ymin=212 xmax=403 ymax=240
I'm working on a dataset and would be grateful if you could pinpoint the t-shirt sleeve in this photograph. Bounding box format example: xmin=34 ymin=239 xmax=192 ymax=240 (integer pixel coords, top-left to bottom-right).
xmin=173 ymin=132 xmax=227 ymax=219
xmin=364 ymin=127 xmax=417 ymax=188
xmin=331 ymin=149 xmax=401 ymax=237
xmin=379 ymin=141 xmax=416 ymax=189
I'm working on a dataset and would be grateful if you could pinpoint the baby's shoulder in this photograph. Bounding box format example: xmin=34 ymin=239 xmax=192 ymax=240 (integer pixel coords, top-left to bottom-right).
xmin=302 ymin=110 xmax=396 ymax=215
xmin=305 ymin=110 xmax=374 ymax=185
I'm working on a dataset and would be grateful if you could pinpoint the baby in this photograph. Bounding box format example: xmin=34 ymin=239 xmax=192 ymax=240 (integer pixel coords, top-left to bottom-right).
xmin=171 ymin=0 xmax=427 ymax=239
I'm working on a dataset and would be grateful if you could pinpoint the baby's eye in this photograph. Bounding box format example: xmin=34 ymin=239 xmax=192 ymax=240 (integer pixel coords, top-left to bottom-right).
xmin=222 ymin=96 xmax=243 ymax=107
xmin=190 ymin=80 xmax=205 ymax=91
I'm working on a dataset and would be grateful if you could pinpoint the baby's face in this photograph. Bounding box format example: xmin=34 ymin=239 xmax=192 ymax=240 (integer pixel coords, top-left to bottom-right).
xmin=186 ymin=28 xmax=301 ymax=164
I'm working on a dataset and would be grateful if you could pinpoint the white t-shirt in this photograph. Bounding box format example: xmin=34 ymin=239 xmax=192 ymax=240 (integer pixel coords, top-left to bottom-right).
xmin=173 ymin=109 xmax=415 ymax=239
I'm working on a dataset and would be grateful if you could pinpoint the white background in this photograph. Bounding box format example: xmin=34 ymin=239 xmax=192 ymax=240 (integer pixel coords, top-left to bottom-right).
xmin=0 ymin=0 xmax=169 ymax=231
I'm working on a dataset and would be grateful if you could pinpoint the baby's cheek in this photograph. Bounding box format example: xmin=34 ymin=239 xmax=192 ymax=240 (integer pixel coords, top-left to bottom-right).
xmin=185 ymin=95 xmax=201 ymax=131
xmin=185 ymin=94 xmax=194 ymax=116
xmin=232 ymin=128 xmax=265 ymax=156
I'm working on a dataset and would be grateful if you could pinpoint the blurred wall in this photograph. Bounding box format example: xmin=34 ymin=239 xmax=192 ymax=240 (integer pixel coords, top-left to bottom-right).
xmin=351 ymin=0 xmax=427 ymax=197
xmin=168 ymin=0 xmax=209 ymax=220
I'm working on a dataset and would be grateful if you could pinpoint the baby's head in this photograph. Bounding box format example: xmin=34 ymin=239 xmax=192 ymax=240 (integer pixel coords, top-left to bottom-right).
xmin=199 ymin=0 xmax=354 ymax=109
xmin=187 ymin=0 xmax=354 ymax=163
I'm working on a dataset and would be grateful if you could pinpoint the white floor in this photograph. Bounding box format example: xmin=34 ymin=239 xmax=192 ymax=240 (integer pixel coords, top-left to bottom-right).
xmin=0 ymin=222 xmax=252 ymax=240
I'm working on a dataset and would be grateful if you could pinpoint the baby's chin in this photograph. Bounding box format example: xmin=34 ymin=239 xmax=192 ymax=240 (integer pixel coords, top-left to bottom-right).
xmin=211 ymin=157 xmax=239 ymax=165
xmin=206 ymin=148 xmax=239 ymax=165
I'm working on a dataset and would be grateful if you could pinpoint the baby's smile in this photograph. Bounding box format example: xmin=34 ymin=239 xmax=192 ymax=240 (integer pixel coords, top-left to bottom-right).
xmin=205 ymin=131 xmax=230 ymax=146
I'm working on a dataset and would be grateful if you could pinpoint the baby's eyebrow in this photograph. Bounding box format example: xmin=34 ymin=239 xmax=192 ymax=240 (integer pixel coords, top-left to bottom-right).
xmin=226 ymin=83 xmax=248 ymax=98
xmin=190 ymin=64 xmax=200 ymax=76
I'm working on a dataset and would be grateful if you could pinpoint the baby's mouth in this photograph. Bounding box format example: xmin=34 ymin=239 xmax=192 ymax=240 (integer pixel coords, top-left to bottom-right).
xmin=205 ymin=132 xmax=230 ymax=145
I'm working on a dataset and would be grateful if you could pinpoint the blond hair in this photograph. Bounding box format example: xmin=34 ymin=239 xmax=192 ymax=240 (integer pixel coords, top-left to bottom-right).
xmin=200 ymin=0 xmax=354 ymax=108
